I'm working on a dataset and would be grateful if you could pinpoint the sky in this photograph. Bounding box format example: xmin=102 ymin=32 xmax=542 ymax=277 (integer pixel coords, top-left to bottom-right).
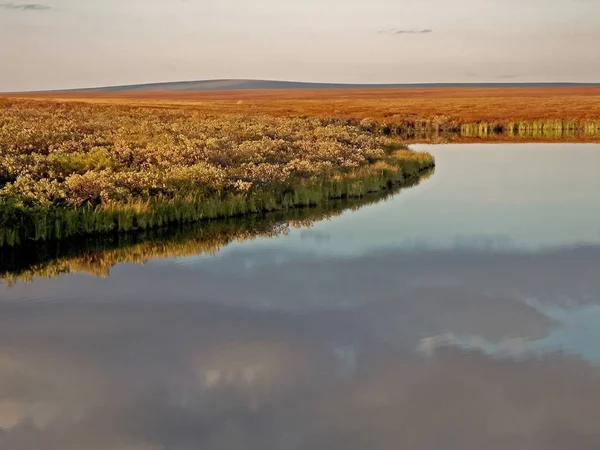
xmin=1 ymin=0 xmax=599 ymax=91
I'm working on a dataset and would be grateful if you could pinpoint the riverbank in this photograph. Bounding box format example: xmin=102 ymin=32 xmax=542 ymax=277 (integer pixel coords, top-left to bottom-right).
xmin=0 ymin=172 xmax=433 ymax=285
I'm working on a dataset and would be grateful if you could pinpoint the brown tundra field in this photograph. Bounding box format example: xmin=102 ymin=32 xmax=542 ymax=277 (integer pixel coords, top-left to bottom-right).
xmin=6 ymin=86 xmax=600 ymax=123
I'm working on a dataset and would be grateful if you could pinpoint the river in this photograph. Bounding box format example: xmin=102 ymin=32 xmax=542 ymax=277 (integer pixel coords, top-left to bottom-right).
xmin=1 ymin=143 xmax=599 ymax=449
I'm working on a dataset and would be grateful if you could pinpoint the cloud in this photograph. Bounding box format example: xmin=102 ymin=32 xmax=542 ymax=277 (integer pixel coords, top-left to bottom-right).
xmin=379 ymin=28 xmax=433 ymax=35
xmin=0 ymin=2 xmax=52 ymax=10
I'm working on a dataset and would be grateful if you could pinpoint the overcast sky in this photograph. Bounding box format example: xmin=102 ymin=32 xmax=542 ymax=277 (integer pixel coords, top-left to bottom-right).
xmin=1 ymin=0 xmax=599 ymax=91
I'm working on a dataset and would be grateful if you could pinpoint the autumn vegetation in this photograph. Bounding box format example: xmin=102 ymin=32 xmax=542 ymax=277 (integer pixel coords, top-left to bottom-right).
xmin=2 ymin=86 xmax=598 ymax=246
xmin=0 ymin=99 xmax=434 ymax=246
xmin=10 ymin=86 xmax=600 ymax=142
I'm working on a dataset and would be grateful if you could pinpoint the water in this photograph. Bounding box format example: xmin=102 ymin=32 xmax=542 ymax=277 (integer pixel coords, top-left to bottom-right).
xmin=1 ymin=143 xmax=599 ymax=449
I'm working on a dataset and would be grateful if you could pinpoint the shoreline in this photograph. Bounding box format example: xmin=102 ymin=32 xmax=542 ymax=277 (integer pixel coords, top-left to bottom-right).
xmin=0 ymin=169 xmax=434 ymax=283
xmin=0 ymin=160 xmax=435 ymax=247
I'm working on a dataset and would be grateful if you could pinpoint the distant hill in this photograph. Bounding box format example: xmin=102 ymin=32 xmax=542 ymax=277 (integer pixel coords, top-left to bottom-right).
xmin=57 ymin=79 xmax=600 ymax=93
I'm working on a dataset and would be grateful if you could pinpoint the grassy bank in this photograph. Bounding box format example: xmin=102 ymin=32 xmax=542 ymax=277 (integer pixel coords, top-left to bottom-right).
xmin=358 ymin=118 xmax=600 ymax=142
xmin=1 ymin=171 xmax=432 ymax=285
xmin=0 ymin=100 xmax=434 ymax=246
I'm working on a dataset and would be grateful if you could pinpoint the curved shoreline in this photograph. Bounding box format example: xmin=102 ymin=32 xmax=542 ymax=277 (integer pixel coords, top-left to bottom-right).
xmin=1 ymin=169 xmax=434 ymax=284
xmin=0 ymin=157 xmax=434 ymax=247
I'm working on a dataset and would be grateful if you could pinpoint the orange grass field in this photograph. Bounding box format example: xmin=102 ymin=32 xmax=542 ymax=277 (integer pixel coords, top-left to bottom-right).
xmin=4 ymin=87 xmax=600 ymax=124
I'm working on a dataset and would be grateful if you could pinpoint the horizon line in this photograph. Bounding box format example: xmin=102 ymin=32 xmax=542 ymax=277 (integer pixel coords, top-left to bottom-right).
xmin=3 ymin=78 xmax=600 ymax=95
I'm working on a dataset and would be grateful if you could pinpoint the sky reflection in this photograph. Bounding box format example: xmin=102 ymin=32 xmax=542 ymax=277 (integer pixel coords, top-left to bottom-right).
xmin=1 ymin=143 xmax=599 ymax=449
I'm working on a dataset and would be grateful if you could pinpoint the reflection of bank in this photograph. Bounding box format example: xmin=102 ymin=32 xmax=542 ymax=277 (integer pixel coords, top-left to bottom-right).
xmin=0 ymin=171 xmax=432 ymax=286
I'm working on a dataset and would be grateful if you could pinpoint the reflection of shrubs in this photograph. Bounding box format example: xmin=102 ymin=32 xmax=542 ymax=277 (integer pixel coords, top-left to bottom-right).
xmin=0 ymin=100 xmax=435 ymax=245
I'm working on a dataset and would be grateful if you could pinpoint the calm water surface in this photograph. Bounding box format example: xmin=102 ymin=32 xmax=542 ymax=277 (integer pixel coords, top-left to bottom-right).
xmin=1 ymin=143 xmax=600 ymax=450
